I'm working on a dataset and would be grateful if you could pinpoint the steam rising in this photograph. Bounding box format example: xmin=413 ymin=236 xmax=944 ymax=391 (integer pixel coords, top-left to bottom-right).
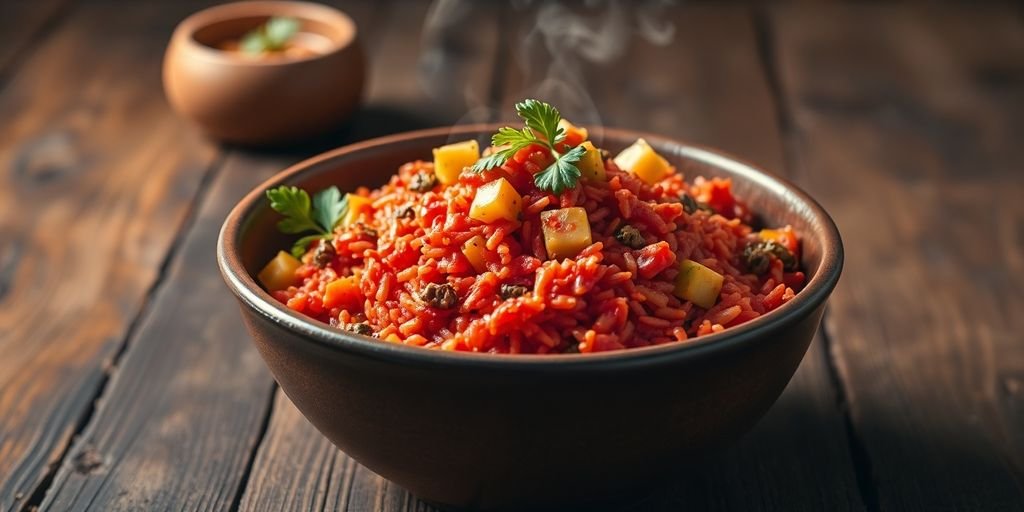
xmin=419 ymin=0 xmax=676 ymax=140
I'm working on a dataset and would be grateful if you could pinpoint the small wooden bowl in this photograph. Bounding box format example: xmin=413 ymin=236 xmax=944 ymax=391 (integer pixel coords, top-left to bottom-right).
xmin=163 ymin=1 xmax=364 ymax=145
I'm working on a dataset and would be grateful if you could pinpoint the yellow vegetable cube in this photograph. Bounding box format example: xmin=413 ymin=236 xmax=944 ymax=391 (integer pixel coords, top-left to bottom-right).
xmin=342 ymin=193 xmax=373 ymax=227
xmin=432 ymin=139 xmax=480 ymax=185
xmin=462 ymin=235 xmax=488 ymax=272
xmin=258 ymin=251 xmax=302 ymax=292
xmin=576 ymin=141 xmax=606 ymax=181
xmin=540 ymin=207 xmax=593 ymax=260
xmin=613 ymin=138 xmax=671 ymax=184
xmin=674 ymin=259 xmax=724 ymax=309
xmin=469 ymin=178 xmax=522 ymax=224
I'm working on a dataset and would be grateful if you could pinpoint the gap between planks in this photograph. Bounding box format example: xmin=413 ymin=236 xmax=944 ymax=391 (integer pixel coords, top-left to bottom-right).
xmin=0 ymin=0 xmax=76 ymax=89
xmin=19 ymin=150 xmax=230 ymax=512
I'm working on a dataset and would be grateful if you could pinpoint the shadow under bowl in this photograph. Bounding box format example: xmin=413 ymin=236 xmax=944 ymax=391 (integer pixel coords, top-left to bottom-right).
xmin=163 ymin=1 xmax=364 ymax=146
xmin=217 ymin=125 xmax=843 ymax=511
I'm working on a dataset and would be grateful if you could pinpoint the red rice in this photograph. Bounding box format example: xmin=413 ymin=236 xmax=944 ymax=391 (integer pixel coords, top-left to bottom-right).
xmin=271 ymin=145 xmax=806 ymax=354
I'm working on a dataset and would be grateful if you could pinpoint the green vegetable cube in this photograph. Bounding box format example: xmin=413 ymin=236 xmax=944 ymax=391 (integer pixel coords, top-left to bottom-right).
xmin=674 ymin=259 xmax=724 ymax=309
xmin=577 ymin=141 xmax=606 ymax=181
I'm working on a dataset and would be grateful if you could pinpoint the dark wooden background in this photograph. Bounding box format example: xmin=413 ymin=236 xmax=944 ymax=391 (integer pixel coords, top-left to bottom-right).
xmin=1 ymin=0 xmax=1022 ymax=510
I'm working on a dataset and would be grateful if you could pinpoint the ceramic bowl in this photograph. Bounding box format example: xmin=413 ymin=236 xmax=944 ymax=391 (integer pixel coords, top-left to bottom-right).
xmin=163 ymin=1 xmax=364 ymax=145
xmin=217 ymin=125 xmax=843 ymax=510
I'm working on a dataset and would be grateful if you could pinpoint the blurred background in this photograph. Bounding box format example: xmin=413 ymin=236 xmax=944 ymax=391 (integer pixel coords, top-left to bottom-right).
xmin=1 ymin=1 xmax=1022 ymax=511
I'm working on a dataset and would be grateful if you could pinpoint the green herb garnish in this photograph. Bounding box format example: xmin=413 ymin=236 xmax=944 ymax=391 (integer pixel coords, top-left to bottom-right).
xmin=471 ymin=99 xmax=586 ymax=195
xmin=266 ymin=185 xmax=348 ymax=258
xmin=240 ymin=16 xmax=300 ymax=54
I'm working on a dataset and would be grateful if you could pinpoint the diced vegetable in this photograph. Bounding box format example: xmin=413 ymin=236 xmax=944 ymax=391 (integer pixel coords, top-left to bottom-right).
xmin=341 ymin=193 xmax=373 ymax=227
xmin=673 ymin=259 xmax=724 ymax=309
xmin=469 ymin=177 xmax=522 ymax=223
xmin=558 ymin=118 xmax=588 ymax=146
xmin=258 ymin=251 xmax=302 ymax=291
xmin=461 ymin=235 xmax=488 ymax=272
xmin=759 ymin=227 xmax=799 ymax=255
xmin=636 ymin=241 xmax=676 ymax=279
xmin=614 ymin=224 xmax=645 ymax=249
xmin=613 ymin=138 xmax=671 ymax=184
xmin=323 ymin=276 xmax=362 ymax=310
xmin=433 ymin=139 xmax=480 ymax=185
xmin=576 ymin=141 xmax=606 ymax=181
xmin=540 ymin=207 xmax=592 ymax=260
xmin=743 ymin=240 xmax=797 ymax=274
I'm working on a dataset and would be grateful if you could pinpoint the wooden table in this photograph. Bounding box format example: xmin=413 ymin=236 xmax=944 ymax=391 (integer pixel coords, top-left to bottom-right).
xmin=1 ymin=1 xmax=1022 ymax=510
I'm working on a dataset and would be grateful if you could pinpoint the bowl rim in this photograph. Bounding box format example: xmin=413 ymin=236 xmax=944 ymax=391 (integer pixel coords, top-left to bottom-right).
xmin=171 ymin=0 xmax=358 ymax=67
xmin=217 ymin=124 xmax=843 ymax=371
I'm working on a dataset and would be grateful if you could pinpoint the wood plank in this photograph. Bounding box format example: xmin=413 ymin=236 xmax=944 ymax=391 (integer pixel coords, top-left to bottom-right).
xmin=239 ymin=4 xmax=866 ymax=512
xmin=237 ymin=2 xmax=500 ymax=510
xmin=37 ymin=151 xmax=278 ymax=511
xmin=502 ymin=4 xmax=866 ymax=510
xmin=35 ymin=0 xmax=489 ymax=510
xmin=771 ymin=4 xmax=1024 ymax=510
xmin=0 ymin=0 xmax=73 ymax=77
xmin=0 ymin=1 xmax=221 ymax=510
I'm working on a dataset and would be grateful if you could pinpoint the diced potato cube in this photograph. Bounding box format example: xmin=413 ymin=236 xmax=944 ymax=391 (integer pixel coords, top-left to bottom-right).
xmin=462 ymin=235 xmax=488 ymax=272
xmin=342 ymin=193 xmax=373 ymax=227
xmin=674 ymin=259 xmax=724 ymax=309
xmin=433 ymin=139 xmax=480 ymax=185
xmin=258 ymin=251 xmax=302 ymax=292
xmin=576 ymin=141 xmax=606 ymax=181
xmin=469 ymin=178 xmax=522 ymax=224
xmin=558 ymin=118 xmax=588 ymax=144
xmin=323 ymin=275 xmax=362 ymax=310
xmin=540 ymin=207 xmax=592 ymax=260
xmin=613 ymin=138 xmax=671 ymax=184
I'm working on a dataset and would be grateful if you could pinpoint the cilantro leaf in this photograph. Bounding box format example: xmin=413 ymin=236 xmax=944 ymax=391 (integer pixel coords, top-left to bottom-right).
xmin=291 ymin=234 xmax=331 ymax=259
xmin=264 ymin=17 xmax=299 ymax=49
xmin=470 ymin=152 xmax=511 ymax=173
xmin=267 ymin=186 xmax=324 ymax=234
xmin=470 ymin=99 xmax=586 ymax=193
xmin=312 ymin=186 xmax=347 ymax=232
xmin=515 ymin=99 xmax=564 ymax=146
xmin=240 ymin=16 xmax=299 ymax=54
xmin=471 ymin=127 xmax=538 ymax=172
xmin=533 ymin=145 xmax=586 ymax=195
xmin=240 ymin=31 xmax=268 ymax=54
xmin=491 ymin=126 xmax=534 ymax=147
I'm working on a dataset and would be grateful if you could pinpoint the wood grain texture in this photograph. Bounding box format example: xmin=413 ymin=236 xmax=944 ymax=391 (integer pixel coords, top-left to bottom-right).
xmin=510 ymin=5 xmax=865 ymax=510
xmin=0 ymin=2 xmax=220 ymax=510
xmin=32 ymin=1 xmax=381 ymax=509
xmin=237 ymin=4 xmax=865 ymax=512
xmin=37 ymin=151 xmax=279 ymax=511
xmin=237 ymin=2 xmax=500 ymax=511
xmin=771 ymin=4 xmax=1024 ymax=510
xmin=0 ymin=0 xmax=72 ymax=77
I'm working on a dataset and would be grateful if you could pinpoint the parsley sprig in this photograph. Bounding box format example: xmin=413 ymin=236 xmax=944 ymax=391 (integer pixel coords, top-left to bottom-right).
xmin=240 ymin=16 xmax=300 ymax=54
xmin=266 ymin=185 xmax=348 ymax=258
xmin=471 ymin=99 xmax=587 ymax=195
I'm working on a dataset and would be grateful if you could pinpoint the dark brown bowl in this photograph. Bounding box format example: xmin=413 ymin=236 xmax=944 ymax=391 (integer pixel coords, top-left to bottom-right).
xmin=217 ymin=125 xmax=843 ymax=510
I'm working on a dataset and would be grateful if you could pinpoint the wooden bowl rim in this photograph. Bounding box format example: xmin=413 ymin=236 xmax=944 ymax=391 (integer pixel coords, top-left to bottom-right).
xmin=217 ymin=124 xmax=844 ymax=371
xmin=170 ymin=0 xmax=359 ymax=67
